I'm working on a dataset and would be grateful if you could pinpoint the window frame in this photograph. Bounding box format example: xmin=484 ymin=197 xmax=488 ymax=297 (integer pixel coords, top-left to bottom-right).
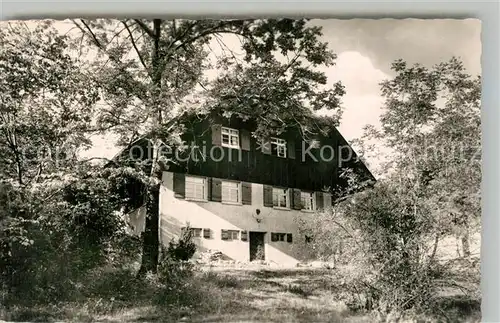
xmin=272 ymin=187 xmax=290 ymax=209
xmin=300 ymin=191 xmax=316 ymax=211
xmin=221 ymin=127 xmax=240 ymax=149
xmin=270 ymin=137 xmax=287 ymax=158
xmin=185 ymin=175 xmax=208 ymax=201
xmin=228 ymin=230 xmax=239 ymax=240
xmin=191 ymin=228 xmax=202 ymax=238
xmin=221 ymin=180 xmax=242 ymax=204
xmin=272 ymin=232 xmax=287 ymax=242
xmin=182 ymin=227 xmax=202 ymax=238
xmin=222 ymin=229 xmax=239 ymax=241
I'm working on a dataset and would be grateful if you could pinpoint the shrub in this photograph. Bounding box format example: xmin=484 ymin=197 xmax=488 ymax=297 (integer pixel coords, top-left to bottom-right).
xmin=164 ymin=227 xmax=196 ymax=262
xmin=155 ymin=227 xmax=197 ymax=306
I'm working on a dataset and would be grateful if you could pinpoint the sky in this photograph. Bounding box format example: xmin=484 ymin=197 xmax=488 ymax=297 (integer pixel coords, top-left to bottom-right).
xmin=313 ymin=18 xmax=481 ymax=142
xmin=44 ymin=18 xmax=481 ymax=174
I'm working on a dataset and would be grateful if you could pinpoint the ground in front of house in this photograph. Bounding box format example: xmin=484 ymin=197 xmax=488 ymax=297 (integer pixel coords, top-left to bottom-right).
xmin=2 ymin=263 xmax=480 ymax=323
xmin=97 ymin=266 xmax=373 ymax=323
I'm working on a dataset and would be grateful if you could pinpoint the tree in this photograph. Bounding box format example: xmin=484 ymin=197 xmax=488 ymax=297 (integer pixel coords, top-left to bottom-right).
xmin=0 ymin=22 xmax=118 ymax=302
xmin=73 ymin=18 xmax=345 ymax=275
xmin=294 ymin=57 xmax=481 ymax=316
xmin=0 ymin=21 xmax=99 ymax=185
xmin=369 ymin=57 xmax=481 ymax=258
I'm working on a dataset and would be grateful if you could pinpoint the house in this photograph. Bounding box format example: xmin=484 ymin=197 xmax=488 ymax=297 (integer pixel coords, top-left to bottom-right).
xmin=114 ymin=112 xmax=375 ymax=265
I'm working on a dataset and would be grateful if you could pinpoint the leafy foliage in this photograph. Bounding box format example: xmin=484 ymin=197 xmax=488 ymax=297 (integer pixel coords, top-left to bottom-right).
xmin=296 ymin=57 xmax=481 ymax=317
xmin=163 ymin=227 xmax=197 ymax=262
xmin=376 ymin=57 xmax=481 ymax=253
xmin=0 ymin=22 xmax=100 ymax=184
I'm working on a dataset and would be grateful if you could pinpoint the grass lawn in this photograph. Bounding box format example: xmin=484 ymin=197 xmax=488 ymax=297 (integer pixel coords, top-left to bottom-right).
xmin=92 ymin=266 xmax=372 ymax=323
xmin=1 ymin=265 xmax=480 ymax=323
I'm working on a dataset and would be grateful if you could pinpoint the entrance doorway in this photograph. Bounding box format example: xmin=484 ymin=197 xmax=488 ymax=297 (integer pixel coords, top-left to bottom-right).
xmin=249 ymin=231 xmax=266 ymax=261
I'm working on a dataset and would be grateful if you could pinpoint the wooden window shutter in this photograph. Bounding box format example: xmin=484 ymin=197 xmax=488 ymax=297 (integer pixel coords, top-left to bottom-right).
xmin=173 ymin=172 xmax=185 ymax=198
xmin=241 ymin=129 xmax=251 ymax=151
xmin=271 ymin=232 xmax=278 ymax=242
xmin=211 ymin=178 xmax=222 ymax=202
xmin=286 ymin=233 xmax=293 ymax=243
xmin=287 ymin=140 xmax=295 ymax=159
xmin=203 ymin=228 xmax=211 ymax=239
xmin=292 ymin=188 xmax=301 ymax=210
xmin=315 ymin=192 xmax=324 ymax=210
xmin=221 ymin=229 xmax=229 ymax=240
xmin=206 ymin=177 xmax=213 ymax=200
xmin=260 ymin=138 xmax=271 ymax=155
xmin=241 ymin=230 xmax=248 ymax=241
xmin=241 ymin=182 xmax=252 ymax=205
xmin=211 ymin=124 xmax=222 ymax=146
xmin=263 ymin=185 xmax=273 ymax=207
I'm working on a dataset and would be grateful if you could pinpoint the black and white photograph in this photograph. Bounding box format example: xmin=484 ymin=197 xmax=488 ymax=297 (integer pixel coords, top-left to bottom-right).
xmin=1 ymin=17 xmax=481 ymax=322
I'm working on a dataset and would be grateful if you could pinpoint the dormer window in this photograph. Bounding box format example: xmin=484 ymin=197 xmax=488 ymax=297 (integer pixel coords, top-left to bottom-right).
xmin=221 ymin=127 xmax=239 ymax=148
xmin=271 ymin=137 xmax=287 ymax=158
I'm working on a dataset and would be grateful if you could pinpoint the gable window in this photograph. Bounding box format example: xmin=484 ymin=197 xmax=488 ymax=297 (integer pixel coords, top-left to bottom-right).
xmin=301 ymin=191 xmax=316 ymax=211
xmin=221 ymin=180 xmax=241 ymax=204
xmin=273 ymin=187 xmax=289 ymax=208
xmin=221 ymin=127 xmax=239 ymax=148
xmin=185 ymin=175 xmax=207 ymax=200
xmin=271 ymin=137 xmax=287 ymax=158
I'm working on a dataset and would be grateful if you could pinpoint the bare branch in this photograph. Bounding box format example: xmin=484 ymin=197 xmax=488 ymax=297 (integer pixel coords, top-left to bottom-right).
xmin=122 ymin=20 xmax=150 ymax=78
xmin=77 ymin=19 xmax=104 ymax=50
xmin=133 ymin=19 xmax=155 ymax=38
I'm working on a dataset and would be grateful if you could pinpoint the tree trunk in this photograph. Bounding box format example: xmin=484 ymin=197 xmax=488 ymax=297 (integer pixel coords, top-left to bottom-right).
xmin=461 ymin=233 xmax=471 ymax=258
xmin=430 ymin=234 xmax=439 ymax=261
xmin=137 ymin=19 xmax=164 ymax=277
xmin=137 ymin=182 xmax=160 ymax=276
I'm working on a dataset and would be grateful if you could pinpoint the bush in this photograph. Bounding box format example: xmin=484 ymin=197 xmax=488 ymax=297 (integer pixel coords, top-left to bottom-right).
xmin=298 ymin=179 xmax=452 ymax=317
xmin=0 ymin=176 xmax=133 ymax=307
xmin=155 ymin=227 xmax=197 ymax=306
xmin=163 ymin=227 xmax=196 ymax=262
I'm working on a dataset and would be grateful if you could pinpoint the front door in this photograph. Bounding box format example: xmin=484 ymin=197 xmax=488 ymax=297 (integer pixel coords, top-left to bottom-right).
xmin=249 ymin=231 xmax=266 ymax=261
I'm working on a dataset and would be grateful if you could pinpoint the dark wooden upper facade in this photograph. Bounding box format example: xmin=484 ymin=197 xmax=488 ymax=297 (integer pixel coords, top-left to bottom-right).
xmin=148 ymin=114 xmax=376 ymax=197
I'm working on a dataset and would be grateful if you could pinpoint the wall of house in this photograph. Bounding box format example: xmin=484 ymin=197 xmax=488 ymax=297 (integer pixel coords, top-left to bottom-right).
xmin=159 ymin=171 xmax=316 ymax=265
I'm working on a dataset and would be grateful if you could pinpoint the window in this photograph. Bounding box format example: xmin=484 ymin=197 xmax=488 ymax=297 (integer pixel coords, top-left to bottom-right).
xmin=273 ymin=187 xmax=289 ymax=208
xmin=185 ymin=175 xmax=207 ymax=200
xmin=181 ymin=227 xmax=202 ymax=238
xmin=221 ymin=229 xmax=240 ymax=241
xmin=221 ymin=127 xmax=240 ymax=148
xmin=271 ymin=232 xmax=292 ymax=243
xmin=221 ymin=180 xmax=241 ymax=204
xmin=191 ymin=228 xmax=202 ymax=238
xmin=301 ymin=191 xmax=316 ymax=211
xmin=271 ymin=137 xmax=287 ymax=158
xmin=229 ymin=230 xmax=239 ymax=240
